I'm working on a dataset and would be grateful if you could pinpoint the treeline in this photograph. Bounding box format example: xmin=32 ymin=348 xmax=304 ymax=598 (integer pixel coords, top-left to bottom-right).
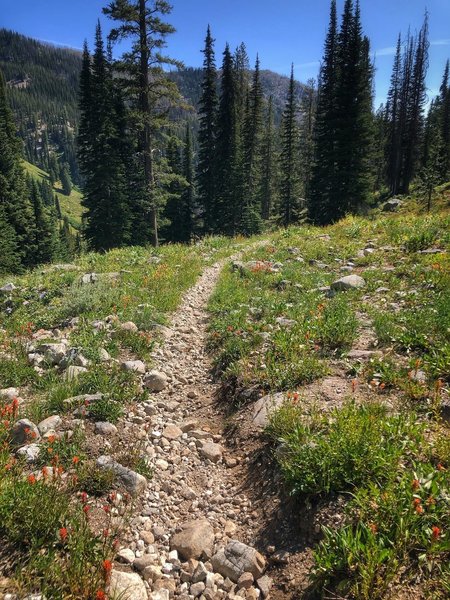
xmin=0 ymin=70 xmax=79 ymax=274
xmin=0 ymin=29 xmax=81 ymax=185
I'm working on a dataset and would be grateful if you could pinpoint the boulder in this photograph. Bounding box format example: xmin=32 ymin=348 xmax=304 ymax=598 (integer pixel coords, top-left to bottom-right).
xmin=108 ymin=570 xmax=147 ymax=600
xmin=17 ymin=443 xmax=41 ymax=463
xmin=199 ymin=441 xmax=223 ymax=463
xmin=0 ymin=387 xmax=19 ymax=400
xmin=382 ymin=198 xmax=402 ymax=212
xmin=252 ymin=393 xmax=286 ymax=428
xmin=121 ymin=321 xmax=138 ymax=332
xmin=211 ymin=541 xmax=266 ymax=583
xmin=144 ymin=370 xmax=168 ymax=392
xmin=38 ymin=415 xmax=62 ymax=435
xmin=121 ymin=360 xmax=146 ymax=374
xmin=36 ymin=343 xmax=67 ymax=365
xmin=170 ymin=519 xmax=215 ymax=560
xmin=97 ymin=455 xmax=147 ymax=496
xmin=63 ymin=366 xmax=88 ymax=381
xmin=10 ymin=419 xmax=40 ymax=446
xmin=331 ymin=275 xmax=366 ymax=291
xmin=80 ymin=273 xmax=98 ymax=285
xmin=0 ymin=283 xmax=16 ymax=293
xmin=95 ymin=422 xmax=118 ymax=435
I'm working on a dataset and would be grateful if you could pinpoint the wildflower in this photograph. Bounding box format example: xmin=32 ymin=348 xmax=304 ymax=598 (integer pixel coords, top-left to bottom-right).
xmin=437 ymin=463 xmax=446 ymax=472
xmin=103 ymin=505 xmax=110 ymax=514
xmin=412 ymin=479 xmax=420 ymax=490
xmin=96 ymin=591 xmax=107 ymax=600
xmin=83 ymin=504 xmax=90 ymax=515
xmin=379 ymin=382 xmax=386 ymax=390
xmin=80 ymin=491 xmax=88 ymax=504
xmin=59 ymin=527 xmax=68 ymax=542
xmin=47 ymin=447 xmax=53 ymax=454
xmin=415 ymin=503 xmax=424 ymax=515
xmin=351 ymin=379 xmax=358 ymax=393
xmin=369 ymin=522 xmax=378 ymax=535
xmin=102 ymin=559 xmax=112 ymax=580
xmin=103 ymin=529 xmax=109 ymax=538
xmin=27 ymin=474 xmax=36 ymax=485
xmin=426 ymin=496 xmax=436 ymax=507
xmin=413 ymin=498 xmax=422 ymax=506
xmin=72 ymin=456 xmax=80 ymax=465
xmin=432 ymin=526 xmax=441 ymax=541
xmin=47 ymin=435 xmax=56 ymax=443
xmin=41 ymin=466 xmax=48 ymax=479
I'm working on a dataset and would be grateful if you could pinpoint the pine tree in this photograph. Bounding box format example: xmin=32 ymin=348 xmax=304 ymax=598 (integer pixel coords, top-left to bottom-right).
xmin=104 ymin=0 xmax=183 ymax=247
xmin=60 ymin=163 xmax=72 ymax=195
xmin=29 ymin=177 xmax=56 ymax=264
xmin=180 ymin=125 xmax=194 ymax=242
xmin=440 ymin=60 xmax=450 ymax=178
xmin=308 ymin=0 xmax=338 ymax=224
xmin=279 ymin=65 xmax=301 ymax=227
xmin=260 ymin=96 xmax=277 ymax=221
xmin=385 ymin=34 xmax=403 ymax=194
xmin=243 ymin=55 xmax=264 ymax=208
xmin=197 ymin=26 xmax=218 ymax=233
xmin=299 ymin=78 xmax=317 ymax=198
xmin=0 ymin=68 xmax=36 ymax=270
xmin=215 ymin=44 xmax=238 ymax=234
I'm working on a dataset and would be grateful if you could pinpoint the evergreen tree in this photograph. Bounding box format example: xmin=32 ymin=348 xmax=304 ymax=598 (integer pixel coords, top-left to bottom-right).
xmin=260 ymin=96 xmax=277 ymax=221
xmin=104 ymin=0 xmax=183 ymax=247
xmin=440 ymin=60 xmax=450 ymax=178
xmin=385 ymin=35 xmax=403 ymax=194
xmin=0 ymin=68 xmax=36 ymax=270
xmin=215 ymin=44 xmax=238 ymax=234
xmin=279 ymin=65 xmax=301 ymax=227
xmin=299 ymin=78 xmax=317 ymax=198
xmin=60 ymin=163 xmax=72 ymax=195
xmin=180 ymin=125 xmax=195 ymax=242
xmin=308 ymin=0 xmax=338 ymax=224
xmin=29 ymin=177 xmax=56 ymax=264
xmin=197 ymin=26 xmax=218 ymax=233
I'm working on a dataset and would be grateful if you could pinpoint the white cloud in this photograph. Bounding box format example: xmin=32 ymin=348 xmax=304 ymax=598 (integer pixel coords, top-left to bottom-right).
xmin=374 ymin=46 xmax=397 ymax=57
xmin=295 ymin=60 xmax=320 ymax=69
xmin=431 ymin=39 xmax=450 ymax=46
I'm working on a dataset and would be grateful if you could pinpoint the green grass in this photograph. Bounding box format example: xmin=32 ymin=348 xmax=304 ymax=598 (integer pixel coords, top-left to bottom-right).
xmin=23 ymin=160 xmax=84 ymax=229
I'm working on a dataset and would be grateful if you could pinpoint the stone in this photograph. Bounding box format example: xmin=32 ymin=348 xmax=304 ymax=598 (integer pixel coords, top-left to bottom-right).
xmin=170 ymin=519 xmax=215 ymax=560
xmin=0 ymin=387 xmax=19 ymax=400
xmin=99 ymin=348 xmax=111 ymax=361
xmin=211 ymin=541 xmax=266 ymax=583
xmin=17 ymin=443 xmax=41 ymax=463
xmin=199 ymin=441 xmax=223 ymax=463
xmin=109 ymin=570 xmax=147 ymax=600
xmin=143 ymin=370 xmax=168 ymax=392
xmin=140 ymin=531 xmax=155 ymax=545
xmin=121 ymin=321 xmax=138 ymax=332
xmin=97 ymin=455 xmax=147 ymax=496
xmin=252 ymin=393 xmax=285 ymax=428
xmin=162 ymin=424 xmax=183 ymax=441
xmin=117 ymin=548 xmax=136 ymax=564
xmin=121 ymin=360 xmax=146 ymax=374
xmin=192 ymin=561 xmax=208 ymax=583
xmin=149 ymin=591 xmax=169 ymax=600
xmin=190 ymin=582 xmax=206 ymax=597
xmin=0 ymin=282 xmax=16 ymax=293
xmin=256 ymin=575 xmax=273 ymax=598
xmin=37 ymin=343 xmax=67 ymax=365
xmin=237 ymin=572 xmax=254 ymax=589
xmin=37 ymin=415 xmax=61 ymax=435
xmin=331 ymin=275 xmax=366 ymax=292
xmin=275 ymin=317 xmax=296 ymax=328
xmin=382 ymin=198 xmax=402 ymax=212
xmin=10 ymin=419 xmax=40 ymax=446
xmin=347 ymin=349 xmax=382 ymax=360
xmin=133 ymin=555 xmax=155 ymax=572
xmin=95 ymin=422 xmax=118 ymax=435
xmin=63 ymin=392 xmax=103 ymax=407
xmin=81 ymin=272 xmax=98 ymax=285
xmin=63 ymin=366 xmax=88 ymax=381
xmin=409 ymin=369 xmax=427 ymax=384
xmin=180 ymin=418 xmax=199 ymax=433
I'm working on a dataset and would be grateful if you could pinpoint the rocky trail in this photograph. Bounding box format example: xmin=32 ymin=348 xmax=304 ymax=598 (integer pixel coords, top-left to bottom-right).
xmin=109 ymin=257 xmax=281 ymax=600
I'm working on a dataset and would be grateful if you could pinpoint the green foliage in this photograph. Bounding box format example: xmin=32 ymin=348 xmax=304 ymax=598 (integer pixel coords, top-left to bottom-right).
xmin=268 ymin=401 xmax=423 ymax=495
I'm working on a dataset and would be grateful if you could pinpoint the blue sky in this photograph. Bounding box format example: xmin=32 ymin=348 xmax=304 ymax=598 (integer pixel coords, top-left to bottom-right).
xmin=1 ymin=0 xmax=450 ymax=106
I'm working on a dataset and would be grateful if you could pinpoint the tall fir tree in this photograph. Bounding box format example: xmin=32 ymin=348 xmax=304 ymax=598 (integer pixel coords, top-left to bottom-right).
xmin=180 ymin=125 xmax=195 ymax=242
xmin=260 ymin=96 xmax=277 ymax=221
xmin=104 ymin=0 xmax=183 ymax=247
xmin=197 ymin=26 xmax=218 ymax=233
xmin=215 ymin=44 xmax=238 ymax=234
xmin=279 ymin=65 xmax=301 ymax=227
xmin=308 ymin=0 xmax=338 ymax=224
xmin=0 ymin=68 xmax=36 ymax=270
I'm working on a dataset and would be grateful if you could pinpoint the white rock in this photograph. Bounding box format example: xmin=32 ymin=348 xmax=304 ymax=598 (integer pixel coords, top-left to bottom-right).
xmin=109 ymin=570 xmax=147 ymax=600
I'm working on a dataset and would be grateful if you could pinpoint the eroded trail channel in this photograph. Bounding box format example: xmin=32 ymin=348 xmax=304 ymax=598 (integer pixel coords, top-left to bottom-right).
xmin=113 ymin=257 xmax=279 ymax=600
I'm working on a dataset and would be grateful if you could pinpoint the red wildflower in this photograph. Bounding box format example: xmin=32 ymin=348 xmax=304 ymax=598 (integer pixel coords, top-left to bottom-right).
xmin=103 ymin=529 xmax=109 ymax=538
xmin=95 ymin=590 xmax=107 ymax=600
xmin=83 ymin=504 xmax=90 ymax=515
xmin=59 ymin=527 xmax=68 ymax=542
xmin=41 ymin=466 xmax=48 ymax=479
xmin=437 ymin=463 xmax=446 ymax=472
xmin=80 ymin=491 xmax=88 ymax=504
xmin=369 ymin=522 xmax=378 ymax=535
xmin=412 ymin=479 xmax=420 ymax=490
xmin=413 ymin=498 xmax=422 ymax=506
xmin=47 ymin=435 xmax=56 ymax=443
xmin=27 ymin=474 xmax=36 ymax=485
xmin=102 ymin=505 xmax=110 ymax=514
xmin=72 ymin=456 xmax=80 ymax=465
xmin=415 ymin=504 xmax=424 ymax=515
xmin=432 ymin=526 xmax=441 ymax=541
xmin=102 ymin=559 xmax=112 ymax=580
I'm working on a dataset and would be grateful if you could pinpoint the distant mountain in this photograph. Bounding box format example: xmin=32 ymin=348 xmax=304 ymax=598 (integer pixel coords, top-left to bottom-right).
xmin=0 ymin=28 xmax=308 ymax=170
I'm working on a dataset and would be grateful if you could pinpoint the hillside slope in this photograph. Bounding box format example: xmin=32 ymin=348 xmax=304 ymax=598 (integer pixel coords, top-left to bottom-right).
xmin=23 ymin=160 xmax=84 ymax=229
xmin=0 ymin=201 xmax=449 ymax=599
